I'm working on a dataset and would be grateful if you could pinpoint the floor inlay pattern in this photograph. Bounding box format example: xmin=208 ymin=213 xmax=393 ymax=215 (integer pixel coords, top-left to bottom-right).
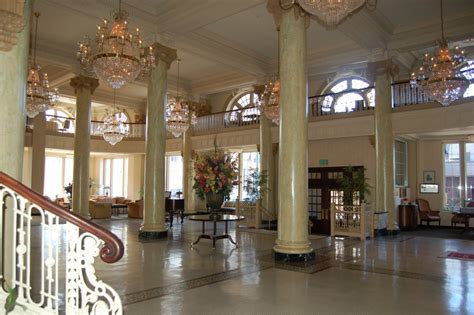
xmin=122 ymin=262 xmax=273 ymax=305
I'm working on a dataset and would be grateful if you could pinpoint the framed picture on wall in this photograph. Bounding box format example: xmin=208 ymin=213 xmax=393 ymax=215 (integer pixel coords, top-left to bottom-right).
xmin=423 ymin=171 xmax=435 ymax=183
xmin=420 ymin=184 xmax=439 ymax=194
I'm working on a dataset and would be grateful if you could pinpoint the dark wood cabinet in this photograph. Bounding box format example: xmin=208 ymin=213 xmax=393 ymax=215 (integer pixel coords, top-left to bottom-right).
xmin=398 ymin=204 xmax=418 ymax=229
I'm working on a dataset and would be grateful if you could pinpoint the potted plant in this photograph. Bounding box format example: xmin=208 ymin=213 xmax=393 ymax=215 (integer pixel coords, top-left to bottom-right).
xmin=337 ymin=166 xmax=371 ymax=205
xmin=242 ymin=169 xmax=268 ymax=203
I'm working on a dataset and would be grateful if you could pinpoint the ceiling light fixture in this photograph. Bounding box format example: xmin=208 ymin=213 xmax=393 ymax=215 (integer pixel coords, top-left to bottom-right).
xmin=410 ymin=0 xmax=469 ymax=107
xmin=26 ymin=12 xmax=59 ymax=118
xmin=166 ymin=59 xmax=196 ymax=138
xmin=102 ymin=90 xmax=129 ymax=145
xmin=77 ymin=0 xmax=154 ymax=89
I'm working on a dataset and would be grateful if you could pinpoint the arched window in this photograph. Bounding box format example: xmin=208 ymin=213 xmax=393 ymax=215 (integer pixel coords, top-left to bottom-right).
xmin=320 ymin=77 xmax=374 ymax=113
xmin=226 ymin=91 xmax=260 ymax=123
xmin=46 ymin=108 xmax=74 ymax=132
xmin=462 ymin=60 xmax=474 ymax=98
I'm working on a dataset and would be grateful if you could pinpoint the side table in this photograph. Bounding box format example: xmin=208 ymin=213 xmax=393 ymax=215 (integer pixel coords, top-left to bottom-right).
xmin=398 ymin=204 xmax=418 ymax=229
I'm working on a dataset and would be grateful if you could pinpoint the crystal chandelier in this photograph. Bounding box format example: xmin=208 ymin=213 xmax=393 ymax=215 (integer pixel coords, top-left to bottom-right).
xmin=296 ymin=0 xmax=368 ymax=26
xmin=410 ymin=0 xmax=469 ymax=107
xmin=26 ymin=12 xmax=59 ymax=118
xmin=77 ymin=0 xmax=154 ymax=89
xmin=102 ymin=91 xmax=129 ymax=145
xmin=258 ymin=79 xmax=280 ymax=125
xmin=166 ymin=59 xmax=196 ymax=137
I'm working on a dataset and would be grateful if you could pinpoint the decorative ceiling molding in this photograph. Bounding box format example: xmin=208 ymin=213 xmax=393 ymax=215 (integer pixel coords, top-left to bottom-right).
xmin=388 ymin=14 xmax=474 ymax=52
xmin=0 ymin=0 xmax=25 ymax=51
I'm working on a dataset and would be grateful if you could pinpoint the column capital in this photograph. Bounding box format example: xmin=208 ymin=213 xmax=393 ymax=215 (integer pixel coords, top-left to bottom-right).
xmin=150 ymin=42 xmax=178 ymax=69
xmin=0 ymin=1 xmax=25 ymax=52
xmin=70 ymin=76 xmax=99 ymax=95
xmin=367 ymin=59 xmax=398 ymax=82
xmin=268 ymin=0 xmax=309 ymax=30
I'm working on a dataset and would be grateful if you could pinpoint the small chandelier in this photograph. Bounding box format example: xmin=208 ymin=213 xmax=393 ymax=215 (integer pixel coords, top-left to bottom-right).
xmin=26 ymin=12 xmax=59 ymax=118
xmin=296 ymin=0 xmax=369 ymax=26
xmin=77 ymin=0 xmax=154 ymax=89
xmin=166 ymin=59 xmax=196 ymax=137
xmin=410 ymin=0 xmax=469 ymax=107
xmin=102 ymin=91 xmax=129 ymax=145
xmin=258 ymin=79 xmax=280 ymax=125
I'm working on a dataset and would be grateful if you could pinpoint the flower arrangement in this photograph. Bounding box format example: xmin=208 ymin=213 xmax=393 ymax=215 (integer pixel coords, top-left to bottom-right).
xmin=192 ymin=147 xmax=239 ymax=200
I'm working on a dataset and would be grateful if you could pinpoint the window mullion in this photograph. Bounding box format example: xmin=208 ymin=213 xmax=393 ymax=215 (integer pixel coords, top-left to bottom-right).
xmin=461 ymin=141 xmax=467 ymax=205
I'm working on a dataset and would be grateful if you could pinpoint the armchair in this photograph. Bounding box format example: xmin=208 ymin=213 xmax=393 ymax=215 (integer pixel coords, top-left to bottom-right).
xmin=89 ymin=200 xmax=112 ymax=219
xmin=416 ymin=199 xmax=441 ymax=226
xmin=451 ymin=202 xmax=471 ymax=227
xmin=128 ymin=199 xmax=143 ymax=219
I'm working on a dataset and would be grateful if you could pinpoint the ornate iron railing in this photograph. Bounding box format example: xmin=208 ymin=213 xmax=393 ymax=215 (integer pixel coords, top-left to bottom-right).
xmin=192 ymin=106 xmax=260 ymax=134
xmin=391 ymin=81 xmax=433 ymax=107
xmin=308 ymin=87 xmax=375 ymax=117
xmin=0 ymin=171 xmax=124 ymax=314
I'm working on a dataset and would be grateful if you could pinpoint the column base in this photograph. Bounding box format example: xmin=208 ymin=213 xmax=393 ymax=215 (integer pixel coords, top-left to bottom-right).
xmin=138 ymin=230 xmax=168 ymax=241
xmin=273 ymin=251 xmax=315 ymax=262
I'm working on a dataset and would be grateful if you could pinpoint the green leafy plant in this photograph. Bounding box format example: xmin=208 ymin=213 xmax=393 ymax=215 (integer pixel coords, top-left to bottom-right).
xmin=337 ymin=166 xmax=371 ymax=205
xmin=4 ymin=283 xmax=26 ymax=314
xmin=243 ymin=169 xmax=268 ymax=202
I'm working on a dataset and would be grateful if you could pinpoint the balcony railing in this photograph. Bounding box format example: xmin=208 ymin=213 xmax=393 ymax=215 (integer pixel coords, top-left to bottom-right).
xmin=26 ymin=80 xmax=473 ymax=138
xmin=193 ymin=106 xmax=260 ymax=134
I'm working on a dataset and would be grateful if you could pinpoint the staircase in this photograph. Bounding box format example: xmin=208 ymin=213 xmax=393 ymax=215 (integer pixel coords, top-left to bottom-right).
xmin=0 ymin=172 xmax=124 ymax=314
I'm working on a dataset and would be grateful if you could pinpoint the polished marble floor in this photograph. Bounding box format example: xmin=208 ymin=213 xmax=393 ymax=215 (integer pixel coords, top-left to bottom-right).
xmin=91 ymin=218 xmax=474 ymax=315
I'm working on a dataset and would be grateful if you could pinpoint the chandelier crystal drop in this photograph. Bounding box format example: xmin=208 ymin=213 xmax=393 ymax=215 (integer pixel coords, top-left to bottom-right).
xmin=298 ymin=0 xmax=367 ymax=26
xmin=26 ymin=12 xmax=59 ymax=118
xmin=165 ymin=59 xmax=196 ymax=138
xmin=410 ymin=0 xmax=469 ymax=107
xmin=259 ymin=79 xmax=280 ymax=125
xmin=77 ymin=0 xmax=154 ymax=89
xmin=102 ymin=92 xmax=129 ymax=145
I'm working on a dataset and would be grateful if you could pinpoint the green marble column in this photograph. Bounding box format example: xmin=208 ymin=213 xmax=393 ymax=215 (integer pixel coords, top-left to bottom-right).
xmin=371 ymin=59 xmax=398 ymax=232
xmin=70 ymin=76 xmax=99 ymax=217
xmin=31 ymin=112 xmax=46 ymax=193
xmin=183 ymin=127 xmax=194 ymax=214
xmin=139 ymin=42 xmax=177 ymax=241
xmin=273 ymin=6 xmax=314 ymax=261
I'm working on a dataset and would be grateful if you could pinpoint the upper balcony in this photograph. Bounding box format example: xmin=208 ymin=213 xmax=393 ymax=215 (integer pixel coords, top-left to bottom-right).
xmin=26 ymin=81 xmax=474 ymax=143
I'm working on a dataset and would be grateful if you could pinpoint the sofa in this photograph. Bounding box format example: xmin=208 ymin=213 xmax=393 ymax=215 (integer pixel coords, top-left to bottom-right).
xmin=89 ymin=200 xmax=112 ymax=219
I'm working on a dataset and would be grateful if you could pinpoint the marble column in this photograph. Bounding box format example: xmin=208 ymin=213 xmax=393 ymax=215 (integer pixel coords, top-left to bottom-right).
xmin=31 ymin=112 xmax=46 ymax=193
xmin=139 ymin=42 xmax=177 ymax=240
xmin=0 ymin=0 xmax=29 ymax=180
xmin=274 ymin=6 xmax=314 ymax=261
xmin=371 ymin=59 xmax=398 ymax=232
xmin=259 ymin=110 xmax=275 ymax=216
xmin=0 ymin=0 xmax=30 ymax=291
xmin=70 ymin=76 xmax=99 ymax=217
xmin=183 ymin=127 xmax=194 ymax=214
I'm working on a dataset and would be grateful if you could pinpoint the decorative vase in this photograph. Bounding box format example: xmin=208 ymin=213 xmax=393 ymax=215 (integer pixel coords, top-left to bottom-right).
xmin=205 ymin=192 xmax=225 ymax=216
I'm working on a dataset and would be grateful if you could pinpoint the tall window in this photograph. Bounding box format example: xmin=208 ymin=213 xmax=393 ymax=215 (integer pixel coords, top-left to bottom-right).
xmin=395 ymin=140 xmax=408 ymax=187
xmin=444 ymin=143 xmax=461 ymax=210
xmin=229 ymin=151 xmax=260 ymax=201
xmin=44 ymin=155 xmax=74 ymax=200
xmin=465 ymin=143 xmax=474 ymax=202
xmin=165 ymin=155 xmax=183 ymax=196
xmin=320 ymin=77 xmax=374 ymax=113
xmin=99 ymin=158 xmax=128 ymax=197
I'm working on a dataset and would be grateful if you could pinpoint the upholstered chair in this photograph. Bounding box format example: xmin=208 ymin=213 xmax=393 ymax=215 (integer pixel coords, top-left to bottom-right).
xmin=416 ymin=199 xmax=441 ymax=226
xmin=128 ymin=199 xmax=143 ymax=219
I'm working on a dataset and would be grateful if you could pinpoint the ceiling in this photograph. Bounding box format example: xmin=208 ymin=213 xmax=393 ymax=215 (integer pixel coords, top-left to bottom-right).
xmin=34 ymin=0 xmax=474 ymax=109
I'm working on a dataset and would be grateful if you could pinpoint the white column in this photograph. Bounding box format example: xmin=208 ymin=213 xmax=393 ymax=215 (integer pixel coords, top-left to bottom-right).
xmin=273 ymin=6 xmax=314 ymax=261
xmin=70 ymin=76 xmax=99 ymax=217
xmin=31 ymin=112 xmax=46 ymax=193
xmin=259 ymin=111 xmax=275 ymax=216
xmin=183 ymin=127 xmax=194 ymax=214
xmin=139 ymin=42 xmax=177 ymax=240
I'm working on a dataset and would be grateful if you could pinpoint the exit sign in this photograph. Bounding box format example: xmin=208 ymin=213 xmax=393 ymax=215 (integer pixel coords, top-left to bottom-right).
xmin=319 ymin=159 xmax=328 ymax=166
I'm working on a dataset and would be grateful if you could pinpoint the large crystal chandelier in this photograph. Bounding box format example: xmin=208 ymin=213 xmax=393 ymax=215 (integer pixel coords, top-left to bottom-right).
xmin=102 ymin=91 xmax=129 ymax=145
xmin=296 ymin=0 xmax=368 ymax=26
xmin=410 ymin=0 xmax=469 ymax=107
xmin=166 ymin=59 xmax=196 ymax=137
xmin=77 ymin=0 xmax=154 ymax=89
xmin=26 ymin=12 xmax=59 ymax=118
xmin=258 ymin=79 xmax=280 ymax=125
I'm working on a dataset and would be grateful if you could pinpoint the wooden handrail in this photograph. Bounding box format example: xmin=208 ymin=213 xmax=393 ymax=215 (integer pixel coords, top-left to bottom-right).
xmin=0 ymin=171 xmax=124 ymax=263
xmin=45 ymin=114 xmax=145 ymax=125
xmin=197 ymin=105 xmax=259 ymax=118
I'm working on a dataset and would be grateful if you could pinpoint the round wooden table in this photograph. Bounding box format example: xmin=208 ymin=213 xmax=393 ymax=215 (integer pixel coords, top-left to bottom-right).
xmin=188 ymin=214 xmax=244 ymax=248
